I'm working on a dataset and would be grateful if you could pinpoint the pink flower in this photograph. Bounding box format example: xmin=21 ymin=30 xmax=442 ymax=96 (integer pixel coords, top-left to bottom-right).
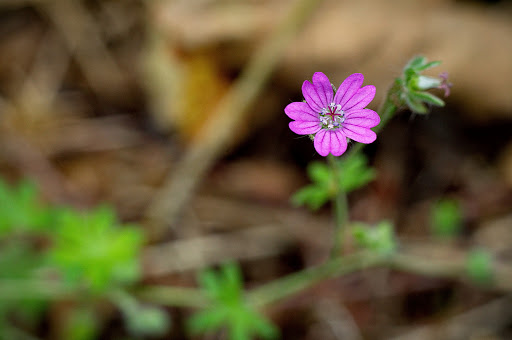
xmin=285 ymin=72 xmax=380 ymax=157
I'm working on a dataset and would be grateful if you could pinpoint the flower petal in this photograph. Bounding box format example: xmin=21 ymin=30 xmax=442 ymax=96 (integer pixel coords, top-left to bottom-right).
xmin=289 ymin=121 xmax=321 ymax=135
xmin=341 ymin=124 xmax=377 ymax=144
xmin=302 ymin=72 xmax=333 ymax=112
xmin=284 ymin=102 xmax=318 ymax=122
xmin=314 ymin=129 xmax=347 ymax=157
xmin=342 ymin=85 xmax=376 ymax=111
xmin=334 ymin=73 xmax=364 ymax=108
xmin=312 ymin=72 xmax=334 ymax=107
xmin=344 ymin=109 xmax=380 ymax=128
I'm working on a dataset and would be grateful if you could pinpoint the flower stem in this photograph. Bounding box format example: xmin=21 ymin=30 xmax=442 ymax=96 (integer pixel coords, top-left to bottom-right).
xmin=325 ymin=82 xmax=400 ymax=257
xmin=246 ymin=251 xmax=384 ymax=308
xmin=136 ymin=285 xmax=210 ymax=308
xmin=136 ymin=245 xmax=512 ymax=310
xmin=328 ymin=154 xmax=349 ymax=258
xmin=374 ymin=82 xmax=399 ymax=134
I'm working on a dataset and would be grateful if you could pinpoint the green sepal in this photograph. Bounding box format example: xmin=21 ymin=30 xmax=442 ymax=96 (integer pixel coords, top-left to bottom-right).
xmin=291 ymin=185 xmax=330 ymax=211
xmin=404 ymin=94 xmax=428 ymax=114
xmin=415 ymin=60 xmax=442 ymax=72
xmin=409 ymin=90 xmax=445 ymax=107
xmin=405 ymin=55 xmax=427 ymax=70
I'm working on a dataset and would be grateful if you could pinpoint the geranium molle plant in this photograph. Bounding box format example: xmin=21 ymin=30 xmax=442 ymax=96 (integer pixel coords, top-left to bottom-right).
xmin=285 ymin=72 xmax=380 ymax=156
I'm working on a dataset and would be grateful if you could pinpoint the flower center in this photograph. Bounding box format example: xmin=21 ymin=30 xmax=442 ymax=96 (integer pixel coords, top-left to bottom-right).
xmin=319 ymin=103 xmax=345 ymax=130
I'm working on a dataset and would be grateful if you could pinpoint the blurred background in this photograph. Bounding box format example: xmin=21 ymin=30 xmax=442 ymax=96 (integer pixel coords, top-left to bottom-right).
xmin=1 ymin=0 xmax=512 ymax=339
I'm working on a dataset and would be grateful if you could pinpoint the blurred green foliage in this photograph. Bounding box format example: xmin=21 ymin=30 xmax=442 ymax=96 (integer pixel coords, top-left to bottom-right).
xmin=113 ymin=289 xmax=170 ymax=337
xmin=466 ymin=249 xmax=493 ymax=285
xmin=0 ymin=179 xmax=54 ymax=235
xmin=352 ymin=221 xmax=397 ymax=255
xmin=0 ymin=243 xmax=48 ymax=334
xmin=430 ymin=198 xmax=462 ymax=239
xmin=188 ymin=262 xmax=278 ymax=340
xmin=62 ymin=307 xmax=99 ymax=340
xmin=50 ymin=206 xmax=143 ymax=292
xmin=292 ymin=154 xmax=376 ymax=210
xmin=0 ymin=178 xmax=162 ymax=339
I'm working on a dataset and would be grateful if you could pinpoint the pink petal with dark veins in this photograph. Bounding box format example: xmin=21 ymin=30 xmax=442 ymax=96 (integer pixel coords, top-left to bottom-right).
xmin=302 ymin=72 xmax=333 ymax=112
xmin=342 ymin=85 xmax=376 ymax=111
xmin=289 ymin=121 xmax=321 ymax=135
xmin=342 ymin=124 xmax=377 ymax=144
xmin=284 ymin=102 xmax=318 ymax=121
xmin=334 ymin=73 xmax=364 ymax=108
xmin=314 ymin=129 xmax=347 ymax=156
xmin=344 ymin=109 xmax=380 ymax=128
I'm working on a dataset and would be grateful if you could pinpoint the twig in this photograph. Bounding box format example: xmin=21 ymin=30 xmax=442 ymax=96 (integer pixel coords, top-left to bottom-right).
xmin=142 ymin=224 xmax=294 ymax=277
xmin=144 ymin=0 xmax=323 ymax=240
xmin=38 ymin=0 xmax=130 ymax=99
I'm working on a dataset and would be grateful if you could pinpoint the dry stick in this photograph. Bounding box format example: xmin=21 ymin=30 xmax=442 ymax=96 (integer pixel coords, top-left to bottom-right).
xmin=145 ymin=0 xmax=323 ymax=240
xmin=39 ymin=0 xmax=129 ymax=99
xmin=18 ymin=29 xmax=70 ymax=115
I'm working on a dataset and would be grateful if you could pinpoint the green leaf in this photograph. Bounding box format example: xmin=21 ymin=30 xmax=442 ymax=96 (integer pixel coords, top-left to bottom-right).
xmin=409 ymin=90 xmax=445 ymax=107
xmin=114 ymin=289 xmax=171 ymax=337
xmin=188 ymin=263 xmax=278 ymax=340
xmin=291 ymin=185 xmax=330 ymax=211
xmin=307 ymin=162 xmax=332 ymax=186
xmin=0 ymin=179 xmax=54 ymax=235
xmin=248 ymin=311 xmax=279 ymax=340
xmin=50 ymin=206 xmax=143 ymax=292
xmin=126 ymin=305 xmax=170 ymax=336
xmin=188 ymin=309 xmax=227 ymax=335
xmin=337 ymin=154 xmax=376 ymax=193
xmin=430 ymin=199 xmax=462 ymax=239
xmin=199 ymin=269 xmax=222 ymax=298
xmin=222 ymin=262 xmax=243 ymax=301
xmin=292 ymin=154 xmax=376 ymax=211
xmin=352 ymin=221 xmax=396 ymax=255
xmin=62 ymin=307 xmax=99 ymax=340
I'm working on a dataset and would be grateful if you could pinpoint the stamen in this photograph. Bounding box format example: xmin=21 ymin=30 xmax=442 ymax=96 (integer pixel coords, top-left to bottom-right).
xmin=319 ymin=104 xmax=346 ymax=130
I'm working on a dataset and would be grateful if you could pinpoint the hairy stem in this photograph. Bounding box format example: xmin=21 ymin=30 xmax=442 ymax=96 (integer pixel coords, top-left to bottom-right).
xmin=136 ymin=245 xmax=512 ymax=309
xmin=328 ymin=154 xmax=349 ymax=258
xmin=246 ymin=251 xmax=383 ymax=308
xmin=136 ymin=285 xmax=210 ymax=308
